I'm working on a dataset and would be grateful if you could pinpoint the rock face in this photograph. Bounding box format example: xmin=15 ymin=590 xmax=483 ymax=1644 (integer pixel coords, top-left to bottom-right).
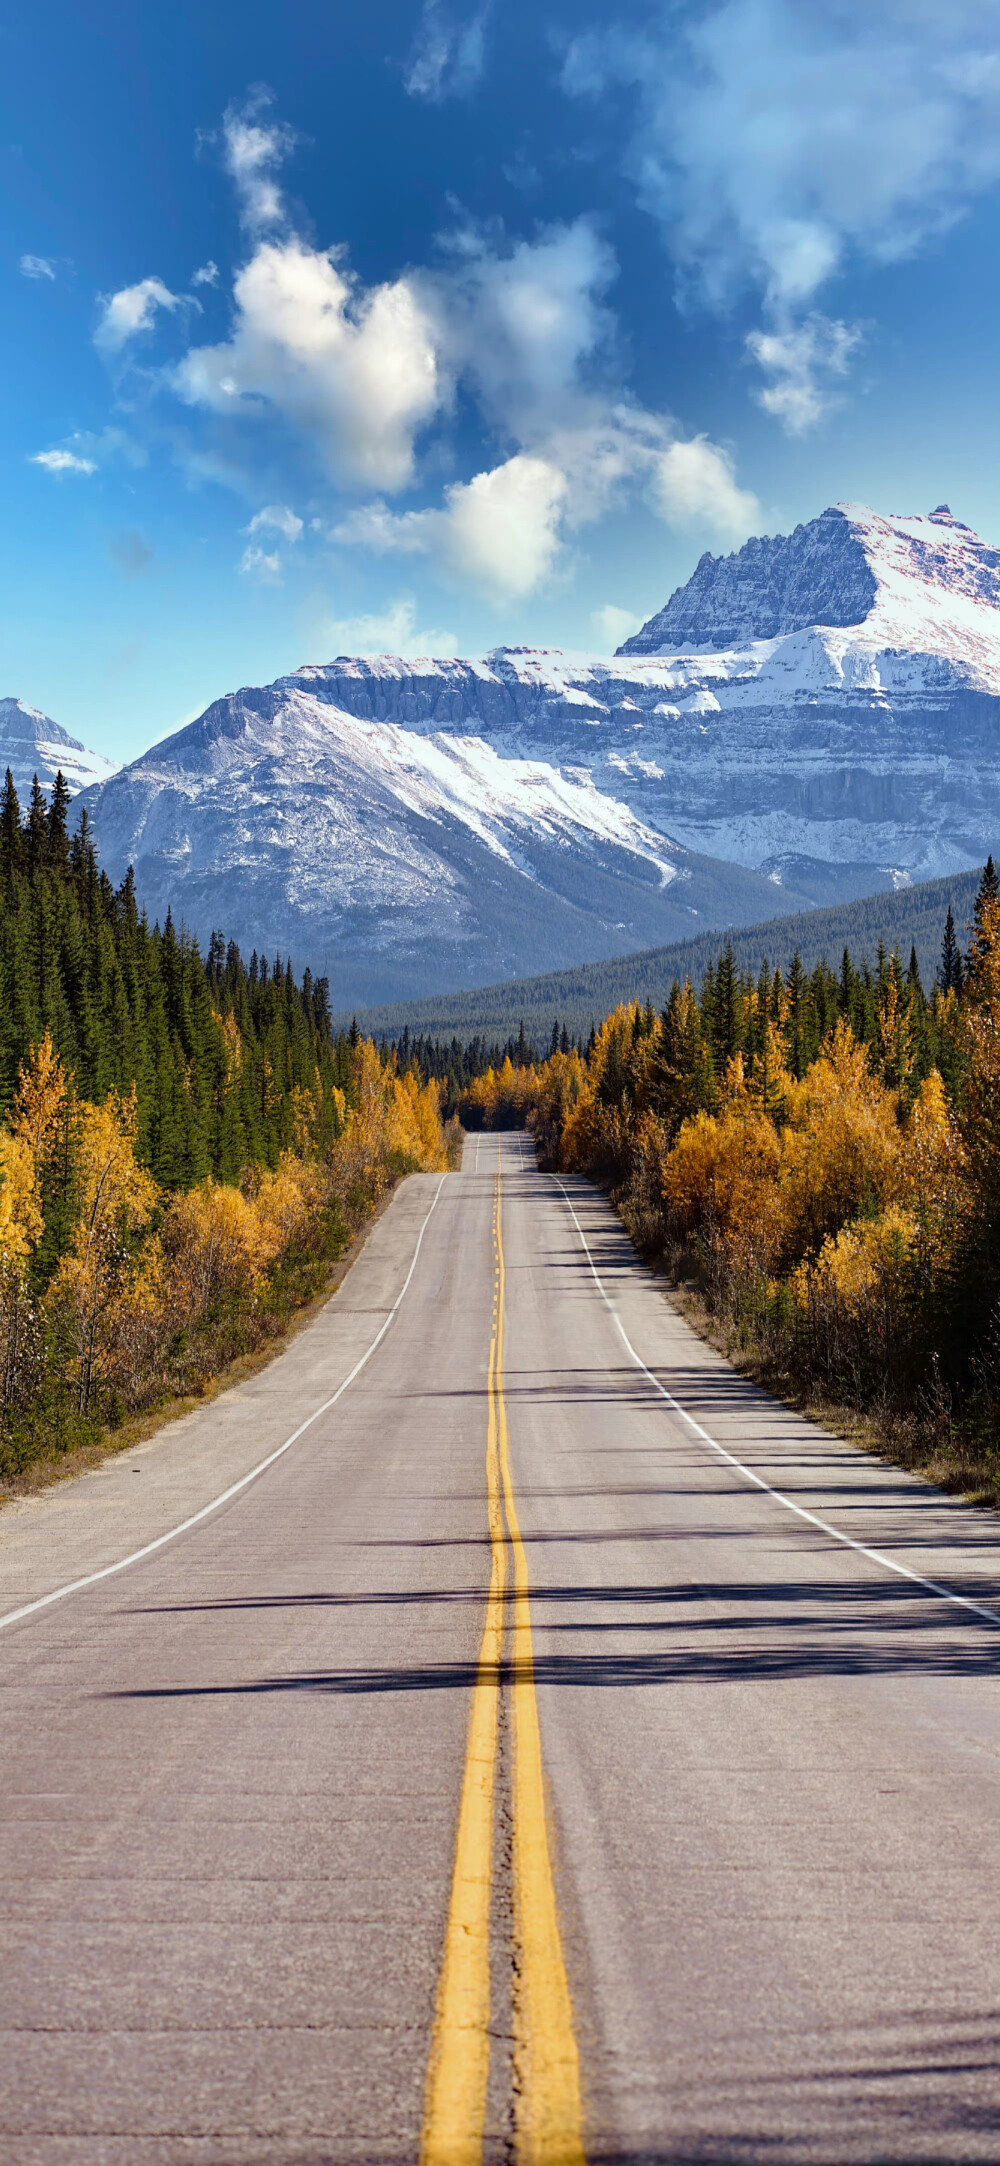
xmin=618 ymin=502 xmax=1000 ymax=660
xmin=78 ymin=682 xmax=808 ymax=1005
xmin=620 ymin=505 xmax=880 ymax=650
xmin=79 ymin=500 xmax=999 ymax=1000
xmin=0 ymin=697 xmax=118 ymax=797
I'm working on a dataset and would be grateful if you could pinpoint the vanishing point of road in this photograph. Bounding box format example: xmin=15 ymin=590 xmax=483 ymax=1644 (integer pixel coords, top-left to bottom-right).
xmin=1 ymin=1134 xmax=997 ymax=2164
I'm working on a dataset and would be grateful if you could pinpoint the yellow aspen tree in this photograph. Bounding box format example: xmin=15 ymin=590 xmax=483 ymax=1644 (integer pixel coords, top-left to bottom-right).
xmin=46 ymin=1088 xmax=161 ymax=1415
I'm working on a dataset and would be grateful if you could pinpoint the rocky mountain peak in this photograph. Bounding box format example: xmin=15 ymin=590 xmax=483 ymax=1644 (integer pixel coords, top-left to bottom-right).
xmin=0 ymin=696 xmax=118 ymax=795
xmin=618 ymin=502 xmax=998 ymax=656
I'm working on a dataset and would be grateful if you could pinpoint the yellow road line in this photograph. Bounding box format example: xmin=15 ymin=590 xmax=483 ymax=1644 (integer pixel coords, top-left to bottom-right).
xmin=494 ymin=1154 xmax=587 ymax=2166
xmin=423 ymin=1142 xmax=586 ymax=2165
xmin=421 ymin=1325 xmax=507 ymax=2166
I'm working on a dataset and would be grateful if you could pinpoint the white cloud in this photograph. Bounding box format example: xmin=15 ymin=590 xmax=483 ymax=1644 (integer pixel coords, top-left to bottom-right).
xmin=404 ymin=3 xmax=490 ymax=102
xmin=245 ymin=503 xmax=303 ymax=542
xmin=651 ymin=437 xmax=759 ymax=541
xmin=746 ymin=315 xmax=862 ymax=433
xmin=563 ymin=0 xmax=1000 ymax=426
xmin=175 ymin=237 xmax=442 ymax=491
xmin=166 ymin=96 xmax=759 ymax=598
xmin=222 ymin=90 xmax=297 ymax=232
xmin=332 ymin=500 xmax=431 ymax=554
xmin=431 ymin=218 xmax=616 ymax=440
xmin=439 ymin=454 xmax=569 ymax=597
xmin=192 ymin=260 xmax=219 ymax=287
xmin=30 ymin=448 xmax=97 ymax=475
xmin=336 ymin=424 xmax=759 ymax=600
xmin=238 ymin=544 xmax=283 ymax=582
xmin=95 ymin=275 xmax=184 ymax=358
xmin=318 ymin=593 xmax=459 ymax=657
xmin=592 ymin=604 xmax=643 ymax=649
xmin=20 ymin=254 xmax=55 ymax=281
xmin=331 ymin=455 xmax=567 ymax=600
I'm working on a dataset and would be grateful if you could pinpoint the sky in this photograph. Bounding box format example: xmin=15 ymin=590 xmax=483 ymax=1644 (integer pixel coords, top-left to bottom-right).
xmin=1 ymin=0 xmax=998 ymax=763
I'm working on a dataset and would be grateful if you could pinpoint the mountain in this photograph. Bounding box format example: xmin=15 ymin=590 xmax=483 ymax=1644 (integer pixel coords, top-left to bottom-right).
xmin=77 ymin=683 xmax=810 ymax=1005
xmin=0 ymin=697 xmax=118 ymax=796
xmin=79 ymin=500 xmax=998 ymax=1002
xmin=618 ymin=503 xmax=999 ymax=659
xmin=342 ymin=869 xmax=982 ymax=1048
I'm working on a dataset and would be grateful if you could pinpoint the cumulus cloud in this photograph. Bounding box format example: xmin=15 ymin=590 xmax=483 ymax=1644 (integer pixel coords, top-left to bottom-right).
xmin=30 ymin=448 xmax=97 ymax=475
xmin=95 ymin=275 xmax=184 ymax=358
xmin=746 ymin=315 xmax=862 ymax=433
xmin=563 ymin=0 xmax=1000 ymax=426
xmin=332 ymin=455 xmax=566 ymax=600
xmin=175 ymin=239 xmax=441 ymax=491
xmin=108 ymin=528 xmax=154 ymax=576
xmin=319 ymin=594 xmax=459 ymax=657
xmin=651 ymin=437 xmax=759 ymax=541
xmin=334 ymin=428 xmax=757 ymax=601
xmin=404 ymin=3 xmax=490 ymax=102
xmin=245 ymin=503 xmax=303 ymax=542
xmin=192 ymin=260 xmax=219 ymax=287
xmin=20 ymin=254 xmax=55 ymax=280
xmin=158 ymin=95 xmax=759 ymax=598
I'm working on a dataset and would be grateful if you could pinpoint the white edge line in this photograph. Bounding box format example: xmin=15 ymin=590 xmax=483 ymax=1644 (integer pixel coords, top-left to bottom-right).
xmin=555 ymin=1177 xmax=1000 ymax=1630
xmin=0 ymin=1174 xmax=449 ymax=1636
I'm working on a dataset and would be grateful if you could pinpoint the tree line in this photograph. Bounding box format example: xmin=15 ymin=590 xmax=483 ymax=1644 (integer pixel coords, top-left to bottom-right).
xmin=456 ymin=864 xmax=1000 ymax=1501
xmin=0 ymin=770 xmax=455 ymax=1478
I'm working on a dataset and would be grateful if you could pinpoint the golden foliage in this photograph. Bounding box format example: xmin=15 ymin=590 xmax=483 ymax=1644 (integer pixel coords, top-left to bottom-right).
xmin=46 ymin=1088 xmax=162 ymax=1412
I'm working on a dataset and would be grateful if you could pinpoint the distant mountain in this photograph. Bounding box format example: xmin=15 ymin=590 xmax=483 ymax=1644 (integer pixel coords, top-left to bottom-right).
xmin=0 ymin=697 xmax=118 ymax=796
xmin=79 ymin=500 xmax=998 ymax=1002
xmin=77 ymin=684 xmax=810 ymax=1004
xmin=341 ymin=869 xmax=983 ymax=1048
xmin=618 ymin=503 xmax=999 ymax=661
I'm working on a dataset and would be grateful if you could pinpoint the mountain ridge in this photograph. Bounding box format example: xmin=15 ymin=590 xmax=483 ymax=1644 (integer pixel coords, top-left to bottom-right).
xmin=338 ymin=869 xmax=983 ymax=1047
xmin=23 ymin=493 xmax=995 ymax=1005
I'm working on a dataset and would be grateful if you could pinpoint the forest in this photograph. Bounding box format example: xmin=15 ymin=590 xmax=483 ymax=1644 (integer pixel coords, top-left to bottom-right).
xmin=0 ymin=771 xmax=455 ymax=1481
xmin=455 ymin=865 xmax=1000 ymax=1502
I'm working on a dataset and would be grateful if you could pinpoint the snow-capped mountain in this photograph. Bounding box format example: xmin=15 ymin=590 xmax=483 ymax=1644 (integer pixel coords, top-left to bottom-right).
xmin=78 ymin=683 xmax=805 ymax=1004
xmin=619 ymin=504 xmax=999 ymax=672
xmin=0 ymin=697 xmax=118 ymax=796
xmin=79 ymin=500 xmax=998 ymax=1001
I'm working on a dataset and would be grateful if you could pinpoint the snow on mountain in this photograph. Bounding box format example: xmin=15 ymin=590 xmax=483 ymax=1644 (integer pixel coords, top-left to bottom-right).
xmin=619 ymin=503 xmax=1000 ymax=683
xmin=78 ymin=683 xmax=813 ymax=1005
xmin=0 ymin=697 xmax=118 ymax=795
xmin=79 ymin=500 xmax=998 ymax=1000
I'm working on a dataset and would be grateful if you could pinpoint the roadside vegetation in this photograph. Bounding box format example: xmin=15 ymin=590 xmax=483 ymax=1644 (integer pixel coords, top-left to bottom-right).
xmin=0 ymin=771 xmax=456 ymax=1487
xmin=458 ymin=866 xmax=1000 ymax=1507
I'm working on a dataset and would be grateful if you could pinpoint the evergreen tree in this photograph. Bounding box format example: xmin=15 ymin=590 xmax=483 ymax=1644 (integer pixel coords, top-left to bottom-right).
xmin=940 ymin=904 xmax=963 ymax=993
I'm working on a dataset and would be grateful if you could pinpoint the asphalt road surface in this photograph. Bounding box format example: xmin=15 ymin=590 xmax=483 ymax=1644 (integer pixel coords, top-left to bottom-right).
xmin=1 ymin=1133 xmax=997 ymax=2166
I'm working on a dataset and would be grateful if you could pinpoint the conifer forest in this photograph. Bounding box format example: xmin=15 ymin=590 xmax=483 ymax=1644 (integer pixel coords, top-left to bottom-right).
xmin=0 ymin=771 xmax=456 ymax=1480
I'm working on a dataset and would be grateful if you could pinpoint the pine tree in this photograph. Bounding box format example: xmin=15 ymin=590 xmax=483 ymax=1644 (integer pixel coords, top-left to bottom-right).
xmin=25 ymin=776 xmax=48 ymax=876
xmin=46 ymin=772 xmax=71 ymax=869
xmin=940 ymin=903 xmax=962 ymax=993
xmin=966 ymin=857 xmax=1000 ymax=986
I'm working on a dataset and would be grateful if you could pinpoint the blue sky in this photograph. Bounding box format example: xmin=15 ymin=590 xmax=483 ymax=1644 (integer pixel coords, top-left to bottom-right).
xmin=2 ymin=0 xmax=997 ymax=762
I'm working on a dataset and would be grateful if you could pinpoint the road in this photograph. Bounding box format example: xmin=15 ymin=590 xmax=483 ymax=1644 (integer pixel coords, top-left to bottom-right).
xmin=1 ymin=1133 xmax=997 ymax=2165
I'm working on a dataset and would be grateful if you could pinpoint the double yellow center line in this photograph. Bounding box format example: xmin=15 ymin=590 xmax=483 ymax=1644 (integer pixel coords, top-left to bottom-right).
xmin=422 ymin=1146 xmax=586 ymax=2166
